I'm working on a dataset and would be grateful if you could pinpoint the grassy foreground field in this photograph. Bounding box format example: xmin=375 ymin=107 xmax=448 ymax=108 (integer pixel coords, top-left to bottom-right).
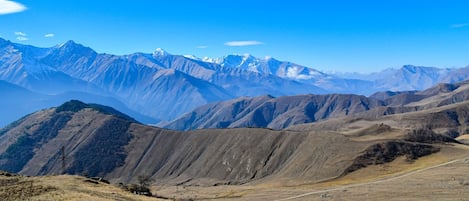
xmin=154 ymin=143 xmax=469 ymax=201
xmin=1 ymin=144 xmax=468 ymax=201
xmin=0 ymin=173 xmax=163 ymax=201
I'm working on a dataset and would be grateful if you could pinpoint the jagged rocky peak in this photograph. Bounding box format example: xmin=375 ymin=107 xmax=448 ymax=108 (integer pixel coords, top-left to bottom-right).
xmin=55 ymin=40 xmax=95 ymax=55
xmin=58 ymin=40 xmax=82 ymax=49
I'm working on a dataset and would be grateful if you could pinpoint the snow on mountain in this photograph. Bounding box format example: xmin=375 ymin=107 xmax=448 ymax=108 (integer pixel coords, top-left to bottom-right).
xmin=153 ymin=47 xmax=169 ymax=57
xmin=202 ymin=56 xmax=216 ymax=63
xmin=0 ymin=39 xmax=104 ymax=95
xmin=183 ymin=54 xmax=200 ymax=60
xmin=208 ymin=54 xmax=382 ymax=94
xmin=212 ymin=54 xmax=326 ymax=80
xmin=1 ymin=37 xmax=468 ymax=125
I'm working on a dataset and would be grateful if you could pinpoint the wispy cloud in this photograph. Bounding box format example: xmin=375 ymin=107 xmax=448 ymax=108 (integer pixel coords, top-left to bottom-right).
xmin=14 ymin=31 xmax=28 ymax=41
xmin=196 ymin=45 xmax=208 ymax=49
xmin=14 ymin=31 xmax=26 ymax=36
xmin=224 ymin=40 xmax=264 ymax=47
xmin=0 ymin=0 xmax=27 ymax=15
xmin=451 ymin=23 xmax=469 ymax=29
xmin=16 ymin=36 xmax=28 ymax=41
xmin=44 ymin=33 xmax=55 ymax=38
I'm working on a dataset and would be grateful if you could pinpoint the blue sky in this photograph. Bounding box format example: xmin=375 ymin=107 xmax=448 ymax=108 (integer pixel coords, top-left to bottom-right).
xmin=1 ymin=0 xmax=469 ymax=72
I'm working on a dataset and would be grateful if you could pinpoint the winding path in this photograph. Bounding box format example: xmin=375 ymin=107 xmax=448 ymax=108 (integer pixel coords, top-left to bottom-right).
xmin=274 ymin=157 xmax=467 ymax=201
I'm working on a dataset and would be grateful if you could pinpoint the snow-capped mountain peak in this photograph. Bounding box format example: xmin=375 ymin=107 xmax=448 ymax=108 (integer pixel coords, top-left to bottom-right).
xmin=153 ymin=48 xmax=169 ymax=57
xmin=210 ymin=53 xmax=326 ymax=81
xmin=242 ymin=53 xmax=252 ymax=59
xmin=183 ymin=54 xmax=200 ymax=60
xmin=53 ymin=40 xmax=95 ymax=56
xmin=202 ymin=56 xmax=216 ymax=63
xmin=264 ymin=56 xmax=273 ymax=60
xmin=57 ymin=40 xmax=80 ymax=49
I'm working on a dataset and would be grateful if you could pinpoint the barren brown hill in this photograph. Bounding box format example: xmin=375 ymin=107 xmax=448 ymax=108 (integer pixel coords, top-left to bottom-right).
xmin=289 ymin=100 xmax=469 ymax=141
xmin=163 ymin=80 xmax=469 ymax=130
xmin=1 ymin=100 xmax=462 ymax=189
xmin=161 ymin=94 xmax=384 ymax=130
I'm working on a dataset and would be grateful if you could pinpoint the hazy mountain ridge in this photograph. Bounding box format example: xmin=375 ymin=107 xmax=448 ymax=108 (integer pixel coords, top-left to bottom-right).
xmin=0 ymin=80 xmax=156 ymax=127
xmin=331 ymin=65 xmax=469 ymax=91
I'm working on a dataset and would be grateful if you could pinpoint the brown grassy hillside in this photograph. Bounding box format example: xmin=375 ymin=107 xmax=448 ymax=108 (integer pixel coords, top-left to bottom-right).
xmin=0 ymin=172 xmax=162 ymax=201
xmin=1 ymin=100 xmax=464 ymax=188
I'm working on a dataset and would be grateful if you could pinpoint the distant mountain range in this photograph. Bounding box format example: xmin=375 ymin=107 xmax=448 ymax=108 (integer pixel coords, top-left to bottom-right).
xmin=1 ymin=37 xmax=469 ymax=126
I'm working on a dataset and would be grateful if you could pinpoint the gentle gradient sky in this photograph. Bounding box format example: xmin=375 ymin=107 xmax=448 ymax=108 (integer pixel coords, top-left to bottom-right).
xmin=1 ymin=0 xmax=469 ymax=72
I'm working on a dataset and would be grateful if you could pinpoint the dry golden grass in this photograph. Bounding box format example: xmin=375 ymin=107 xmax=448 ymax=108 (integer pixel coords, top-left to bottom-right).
xmin=457 ymin=134 xmax=469 ymax=144
xmin=154 ymin=143 xmax=469 ymax=201
xmin=0 ymin=174 xmax=164 ymax=201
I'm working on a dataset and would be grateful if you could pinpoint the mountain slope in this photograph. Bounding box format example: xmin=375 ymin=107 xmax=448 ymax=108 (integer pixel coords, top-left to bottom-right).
xmin=0 ymin=100 xmax=137 ymax=175
xmin=374 ymin=65 xmax=455 ymax=91
xmin=162 ymin=94 xmax=384 ymax=130
xmin=334 ymin=65 xmax=469 ymax=92
xmin=33 ymin=40 xmax=321 ymax=119
xmin=0 ymin=100 xmax=456 ymax=186
xmin=0 ymin=39 xmax=234 ymax=120
xmin=129 ymin=69 xmax=234 ymax=119
xmin=164 ymin=81 xmax=469 ymax=130
xmin=0 ymin=39 xmax=105 ymax=95
xmin=213 ymin=54 xmax=325 ymax=80
xmin=0 ymin=80 xmax=48 ymax=127
xmin=0 ymin=101 xmax=362 ymax=185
